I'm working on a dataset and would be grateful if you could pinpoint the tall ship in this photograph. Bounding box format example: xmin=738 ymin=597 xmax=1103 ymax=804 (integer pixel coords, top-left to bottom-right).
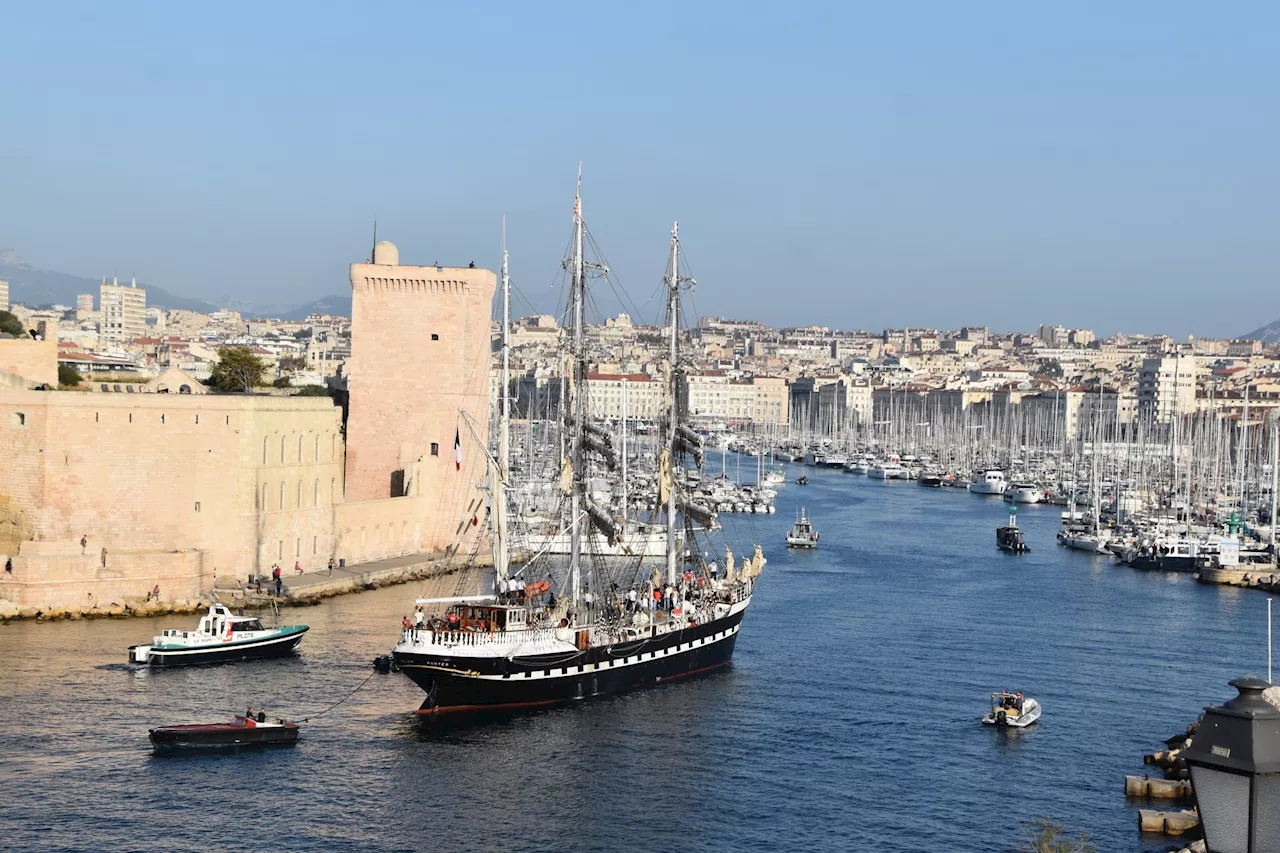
xmin=392 ymin=178 xmax=766 ymax=716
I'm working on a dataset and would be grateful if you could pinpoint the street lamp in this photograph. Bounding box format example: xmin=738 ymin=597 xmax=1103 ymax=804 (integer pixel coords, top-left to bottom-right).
xmin=1184 ymin=677 xmax=1280 ymax=852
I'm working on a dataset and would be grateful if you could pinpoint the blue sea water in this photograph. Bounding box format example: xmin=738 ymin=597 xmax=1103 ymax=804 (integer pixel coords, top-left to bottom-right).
xmin=0 ymin=465 xmax=1263 ymax=851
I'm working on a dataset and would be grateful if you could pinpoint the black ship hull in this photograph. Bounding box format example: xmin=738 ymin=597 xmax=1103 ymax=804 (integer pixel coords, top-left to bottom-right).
xmin=1121 ymin=554 xmax=1196 ymax=573
xmin=395 ymin=609 xmax=745 ymax=716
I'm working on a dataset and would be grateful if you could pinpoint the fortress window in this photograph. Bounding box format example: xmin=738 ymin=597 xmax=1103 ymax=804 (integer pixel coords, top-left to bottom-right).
xmin=160 ymin=414 xmax=166 ymax=424
xmin=298 ymin=435 xmax=303 ymax=460
xmin=314 ymin=435 xmax=319 ymax=460
xmin=279 ymin=482 xmax=285 ymax=508
xmin=430 ymin=442 xmax=439 ymax=456
xmin=280 ymin=436 xmax=286 ymax=463
xmin=95 ymin=412 xmax=99 ymax=423
xmin=263 ymin=438 xmax=268 ymax=464
xmin=296 ymin=481 xmax=301 ymax=506
xmin=431 ymin=334 xmax=439 ymax=341
xmin=314 ymin=480 xmax=319 ymax=505
xmin=9 ymin=412 xmax=26 ymax=429
xmin=194 ymin=502 xmax=201 ymax=512
xmin=262 ymin=484 xmax=268 ymax=510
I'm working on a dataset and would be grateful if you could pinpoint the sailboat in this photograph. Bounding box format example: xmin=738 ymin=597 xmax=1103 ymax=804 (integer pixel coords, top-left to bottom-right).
xmin=391 ymin=181 xmax=765 ymax=716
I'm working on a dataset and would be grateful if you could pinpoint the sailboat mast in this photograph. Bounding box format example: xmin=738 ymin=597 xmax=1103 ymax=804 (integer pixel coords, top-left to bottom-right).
xmin=569 ymin=172 xmax=586 ymax=609
xmin=622 ymin=377 xmax=629 ymax=524
xmin=495 ymin=219 xmax=511 ymax=582
xmin=665 ymin=222 xmax=682 ymax=586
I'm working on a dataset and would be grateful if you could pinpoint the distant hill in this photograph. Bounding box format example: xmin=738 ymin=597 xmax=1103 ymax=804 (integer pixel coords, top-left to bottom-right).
xmin=0 ymin=255 xmax=219 ymax=314
xmin=1242 ymin=318 xmax=1280 ymax=343
xmin=278 ymin=294 xmax=352 ymax=321
xmin=0 ymin=252 xmax=351 ymax=319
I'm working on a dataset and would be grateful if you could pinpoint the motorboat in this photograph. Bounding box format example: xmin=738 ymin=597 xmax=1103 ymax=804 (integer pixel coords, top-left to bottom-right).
xmin=129 ymin=603 xmax=308 ymax=667
xmin=1003 ymin=483 xmax=1044 ymax=504
xmin=796 ymin=475 xmax=809 ymax=485
xmin=786 ymin=508 xmax=820 ymax=548
xmin=996 ymin=509 xmax=1030 ymax=553
xmin=982 ymin=692 xmax=1041 ymax=728
xmin=849 ymin=459 xmax=871 ymax=475
xmin=1116 ymin=537 xmax=1203 ymax=573
xmin=969 ymin=469 xmax=1007 ymax=495
xmin=868 ymin=461 xmax=908 ymax=480
xmin=918 ymin=472 xmax=944 ymax=488
xmin=149 ymin=714 xmax=300 ymax=751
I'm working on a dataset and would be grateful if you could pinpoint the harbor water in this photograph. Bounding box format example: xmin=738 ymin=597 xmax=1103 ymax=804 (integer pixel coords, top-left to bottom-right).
xmin=0 ymin=464 xmax=1263 ymax=851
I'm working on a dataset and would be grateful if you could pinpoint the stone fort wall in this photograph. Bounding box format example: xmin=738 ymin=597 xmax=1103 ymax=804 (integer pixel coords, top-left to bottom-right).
xmin=0 ymin=337 xmax=58 ymax=387
xmin=0 ymin=244 xmax=499 ymax=611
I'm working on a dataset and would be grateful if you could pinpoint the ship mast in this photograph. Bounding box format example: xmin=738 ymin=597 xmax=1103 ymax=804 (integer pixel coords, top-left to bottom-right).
xmin=664 ymin=221 xmax=694 ymax=586
xmin=494 ymin=219 xmax=511 ymax=582
xmin=568 ymin=169 xmax=587 ymax=613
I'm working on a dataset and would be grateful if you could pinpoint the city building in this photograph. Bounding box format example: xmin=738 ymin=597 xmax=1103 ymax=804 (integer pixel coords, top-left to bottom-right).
xmin=0 ymin=279 xmax=9 ymax=313
xmin=1137 ymin=354 xmax=1199 ymax=423
xmin=99 ymin=277 xmax=147 ymax=346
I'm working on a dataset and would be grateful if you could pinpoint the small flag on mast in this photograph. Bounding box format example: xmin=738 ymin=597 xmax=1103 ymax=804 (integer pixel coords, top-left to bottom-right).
xmin=454 ymin=428 xmax=462 ymax=471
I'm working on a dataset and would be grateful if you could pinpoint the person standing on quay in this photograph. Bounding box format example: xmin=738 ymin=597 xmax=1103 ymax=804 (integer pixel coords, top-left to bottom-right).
xmin=80 ymin=534 xmax=88 ymax=555
xmin=272 ymin=564 xmax=282 ymax=596
xmin=327 ymin=557 xmax=336 ymax=577
xmin=100 ymin=547 xmax=107 ymax=568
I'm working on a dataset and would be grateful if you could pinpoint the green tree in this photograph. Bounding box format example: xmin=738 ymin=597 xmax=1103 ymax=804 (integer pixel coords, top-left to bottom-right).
xmin=292 ymin=384 xmax=332 ymax=397
xmin=1019 ymin=819 xmax=1095 ymax=853
xmin=210 ymin=347 xmax=267 ymax=392
xmin=279 ymin=354 xmax=307 ymax=372
xmin=0 ymin=310 xmax=24 ymax=337
xmin=57 ymin=365 xmax=84 ymax=387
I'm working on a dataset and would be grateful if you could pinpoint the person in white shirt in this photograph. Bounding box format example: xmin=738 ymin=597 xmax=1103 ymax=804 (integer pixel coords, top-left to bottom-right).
xmin=583 ymin=587 xmax=594 ymax=619
xmin=498 ymin=576 xmax=509 ymax=603
xmin=413 ymin=606 xmax=424 ymax=639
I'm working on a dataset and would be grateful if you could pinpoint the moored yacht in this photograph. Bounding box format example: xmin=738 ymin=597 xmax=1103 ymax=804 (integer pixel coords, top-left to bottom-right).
xmin=869 ymin=460 xmax=908 ymax=480
xmin=1003 ymin=483 xmax=1044 ymax=504
xmin=970 ymin=469 xmax=1007 ymax=495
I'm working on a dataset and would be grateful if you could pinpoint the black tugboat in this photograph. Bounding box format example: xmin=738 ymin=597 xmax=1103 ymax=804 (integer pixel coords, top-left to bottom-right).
xmin=149 ymin=714 xmax=299 ymax=752
xmin=390 ymin=190 xmax=766 ymax=718
xmin=996 ymin=508 xmax=1030 ymax=553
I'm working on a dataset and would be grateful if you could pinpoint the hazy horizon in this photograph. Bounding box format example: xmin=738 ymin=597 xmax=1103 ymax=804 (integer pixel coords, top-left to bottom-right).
xmin=2 ymin=3 xmax=1277 ymax=338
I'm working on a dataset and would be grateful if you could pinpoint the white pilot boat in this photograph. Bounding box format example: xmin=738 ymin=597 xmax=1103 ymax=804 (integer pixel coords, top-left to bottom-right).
xmin=129 ymin=603 xmax=308 ymax=667
xmin=982 ymin=691 xmax=1041 ymax=728
xmin=786 ymin=507 xmax=820 ymax=548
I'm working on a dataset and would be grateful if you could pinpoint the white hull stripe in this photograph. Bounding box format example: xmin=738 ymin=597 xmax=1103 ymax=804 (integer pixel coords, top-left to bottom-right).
xmin=408 ymin=623 xmax=742 ymax=681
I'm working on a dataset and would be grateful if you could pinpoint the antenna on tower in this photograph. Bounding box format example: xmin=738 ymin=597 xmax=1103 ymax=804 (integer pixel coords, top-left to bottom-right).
xmin=371 ymin=220 xmax=378 ymax=263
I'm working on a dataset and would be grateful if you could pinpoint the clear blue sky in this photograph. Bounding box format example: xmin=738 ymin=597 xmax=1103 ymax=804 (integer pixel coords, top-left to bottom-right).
xmin=2 ymin=2 xmax=1277 ymax=336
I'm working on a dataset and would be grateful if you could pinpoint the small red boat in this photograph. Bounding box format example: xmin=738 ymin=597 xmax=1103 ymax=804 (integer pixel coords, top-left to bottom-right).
xmin=149 ymin=715 xmax=299 ymax=751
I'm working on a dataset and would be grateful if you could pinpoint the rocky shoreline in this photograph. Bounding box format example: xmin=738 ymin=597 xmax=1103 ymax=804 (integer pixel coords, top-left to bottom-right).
xmin=0 ymin=555 xmax=488 ymax=624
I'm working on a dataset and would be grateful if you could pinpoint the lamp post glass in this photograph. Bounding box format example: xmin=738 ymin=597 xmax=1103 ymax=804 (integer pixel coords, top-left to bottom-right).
xmin=1184 ymin=677 xmax=1280 ymax=853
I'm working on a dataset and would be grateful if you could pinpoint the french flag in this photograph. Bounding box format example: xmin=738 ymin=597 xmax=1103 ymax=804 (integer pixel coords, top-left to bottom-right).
xmin=454 ymin=428 xmax=462 ymax=471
